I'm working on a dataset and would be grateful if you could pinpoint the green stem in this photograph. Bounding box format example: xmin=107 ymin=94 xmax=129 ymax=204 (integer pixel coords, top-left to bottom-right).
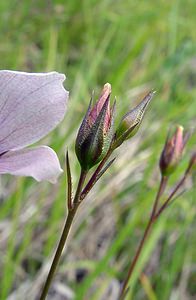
xmin=154 ymin=172 xmax=188 ymax=220
xmin=118 ymin=176 xmax=167 ymax=300
xmin=74 ymin=169 xmax=88 ymax=204
xmin=39 ymin=170 xmax=87 ymax=300
xmin=81 ymin=148 xmax=112 ymax=199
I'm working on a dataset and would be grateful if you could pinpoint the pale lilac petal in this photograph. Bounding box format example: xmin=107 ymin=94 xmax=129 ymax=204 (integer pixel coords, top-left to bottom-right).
xmin=0 ymin=70 xmax=69 ymax=153
xmin=0 ymin=146 xmax=63 ymax=183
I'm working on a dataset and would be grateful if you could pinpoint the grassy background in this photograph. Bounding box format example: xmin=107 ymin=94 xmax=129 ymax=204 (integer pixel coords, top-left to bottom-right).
xmin=0 ymin=0 xmax=195 ymax=299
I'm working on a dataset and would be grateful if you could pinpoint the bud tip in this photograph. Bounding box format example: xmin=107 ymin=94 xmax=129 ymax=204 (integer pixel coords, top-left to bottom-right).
xmin=103 ymin=82 xmax=112 ymax=93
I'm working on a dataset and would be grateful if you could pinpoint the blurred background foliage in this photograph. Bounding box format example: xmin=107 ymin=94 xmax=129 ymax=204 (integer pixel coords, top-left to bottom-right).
xmin=0 ymin=0 xmax=195 ymax=299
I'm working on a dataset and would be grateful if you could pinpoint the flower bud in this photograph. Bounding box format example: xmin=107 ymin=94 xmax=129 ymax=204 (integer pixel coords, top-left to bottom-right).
xmin=113 ymin=91 xmax=155 ymax=149
xmin=159 ymin=125 xmax=186 ymax=176
xmin=75 ymin=83 xmax=114 ymax=170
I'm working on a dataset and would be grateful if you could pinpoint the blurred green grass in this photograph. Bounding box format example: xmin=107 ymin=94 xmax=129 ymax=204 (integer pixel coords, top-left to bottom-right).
xmin=0 ymin=0 xmax=195 ymax=299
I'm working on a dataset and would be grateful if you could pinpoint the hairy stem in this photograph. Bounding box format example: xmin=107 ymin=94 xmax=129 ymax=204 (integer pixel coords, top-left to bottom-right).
xmin=118 ymin=176 xmax=167 ymax=300
xmin=39 ymin=170 xmax=87 ymax=300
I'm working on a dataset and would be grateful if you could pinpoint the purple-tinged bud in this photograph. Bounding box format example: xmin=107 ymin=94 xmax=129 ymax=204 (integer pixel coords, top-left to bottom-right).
xmin=159 ymin=125 xmax=187 ymax=176
xmin=75 ymin=83 xmax=115 ymax=170
xmin=113 ymin=91 xmax=155 ymax=149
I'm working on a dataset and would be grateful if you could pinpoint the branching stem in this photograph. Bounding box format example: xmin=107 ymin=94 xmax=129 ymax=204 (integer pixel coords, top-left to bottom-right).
xmin=118 ymin=176 xmax=167 ymax=300
xmin=81 ymin=148 xmax=112 ymax=199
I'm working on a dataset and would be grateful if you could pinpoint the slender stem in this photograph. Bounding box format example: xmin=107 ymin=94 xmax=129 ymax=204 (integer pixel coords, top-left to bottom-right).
xmin=150 ymin=176 xmax=168 ymax=218
xmin=74 ymin=169 xmax=88 ymax=204
xmin=39 ymin=205 xmax=78 ymax=300
xmin=81 ymin=148 xmax=112 ymax=199
xmin=118 ymin=176 xmax=167 ymax=300
xmin=39 ymin=170 xmax=87 ymax=300
xmin=154 ymin=172 xmax=188 ymax=220
xmin=154 ymin=158 xmax=194 ymax=220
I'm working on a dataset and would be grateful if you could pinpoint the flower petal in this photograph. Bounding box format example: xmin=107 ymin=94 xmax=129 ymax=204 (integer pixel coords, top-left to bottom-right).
xmin=0 ymin=146 xmax=63 ymax=183
xmin=0 ymin=70 xmax=69 ymax=153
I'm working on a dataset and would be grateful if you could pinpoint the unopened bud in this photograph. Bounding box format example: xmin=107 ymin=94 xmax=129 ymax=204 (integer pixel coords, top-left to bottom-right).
xmin=113 ymin=91 xmax=155 ymax=149
xmin=75 ymin=83 xmax=115 ymax=170
xmin=159 ymin=125 xmax=187 ymax=176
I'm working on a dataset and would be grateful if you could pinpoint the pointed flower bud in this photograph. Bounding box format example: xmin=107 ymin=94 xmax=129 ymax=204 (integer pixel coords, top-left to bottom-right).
xmin=113 ymin=91 xmax=155 ymax=149
xmin=75 ymin=83 xmax=114 ymax=170
xmin=159 ymin=125 xmax=187 ymax=176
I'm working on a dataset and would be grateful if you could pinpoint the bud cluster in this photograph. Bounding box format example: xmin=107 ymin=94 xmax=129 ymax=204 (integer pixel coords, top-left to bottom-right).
xmin=75 ymin=84 xmax=155 ymax=170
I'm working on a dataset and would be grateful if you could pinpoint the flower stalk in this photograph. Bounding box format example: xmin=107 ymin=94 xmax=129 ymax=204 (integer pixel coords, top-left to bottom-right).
xmin=39 ymin=85 xmax=115 ymax=299
xmin=39 ymin=80 xmax=194 ymax=300
xmin=39 ymin=149 xmax=115 ymax=300
xmin=118 ymin=128 xmax=193 ymax=300
xmin=39 ymin=87 xmax=156 ymax=299
xmin=39 ymin=169 xmax=87 ymax=300
xmin=39 ymin=204 xmax=79 ymax=300
xmin=154 ymin=153 xmax=195 ymax=220
xmin=118 ymin=176 xmax=168 ymax=300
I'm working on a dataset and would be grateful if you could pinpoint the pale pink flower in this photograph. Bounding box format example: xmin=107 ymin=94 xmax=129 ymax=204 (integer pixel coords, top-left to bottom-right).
xmin=0 ymin=70 xmax=69 ymax=183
